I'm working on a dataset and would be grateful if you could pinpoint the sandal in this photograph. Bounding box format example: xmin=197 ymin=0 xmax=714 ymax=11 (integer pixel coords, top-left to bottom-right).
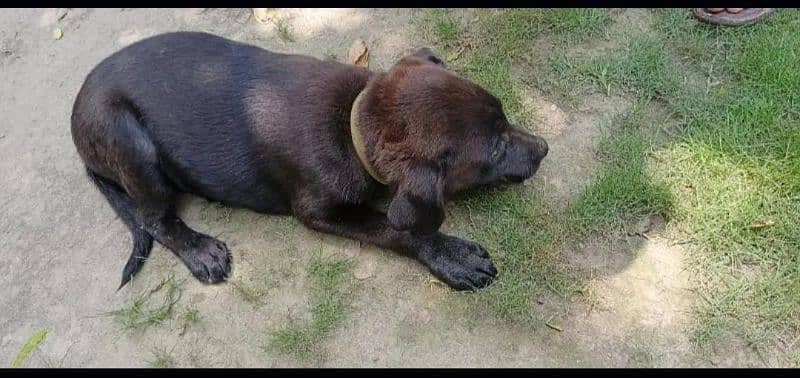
xmin=692 ymin=8 xmax=776 ymax=27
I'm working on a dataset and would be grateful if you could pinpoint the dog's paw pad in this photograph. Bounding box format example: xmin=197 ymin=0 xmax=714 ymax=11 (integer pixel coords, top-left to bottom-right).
xmin=184 ymin=236 xmax=231 ymax=284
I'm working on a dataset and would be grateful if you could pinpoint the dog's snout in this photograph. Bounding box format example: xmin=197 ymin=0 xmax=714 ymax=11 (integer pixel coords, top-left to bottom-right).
xmin=534 ymin=136 xmax=548 ymax=159
xmin=510 ymin=126 xmax=548 ymax=162
xmin=498 ymin=127 xmax=548 ymax=183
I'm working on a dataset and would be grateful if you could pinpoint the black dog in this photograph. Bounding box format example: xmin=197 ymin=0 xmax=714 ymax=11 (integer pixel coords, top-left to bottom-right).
xmin=71 ymin=32 xmax=548 ymax=291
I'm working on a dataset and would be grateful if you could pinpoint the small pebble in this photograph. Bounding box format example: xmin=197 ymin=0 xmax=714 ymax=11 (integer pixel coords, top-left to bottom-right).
xmin=636 ymin=216 xmax=653 ymax=235
xmin=52 ymin=28 xmax=63 ymax=40
xmin=353 ymin=256 xmax=376 ymax=280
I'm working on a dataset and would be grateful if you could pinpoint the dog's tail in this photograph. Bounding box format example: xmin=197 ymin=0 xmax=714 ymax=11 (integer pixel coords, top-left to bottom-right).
xmin=86 ymin=168 xmax=154 ymax=290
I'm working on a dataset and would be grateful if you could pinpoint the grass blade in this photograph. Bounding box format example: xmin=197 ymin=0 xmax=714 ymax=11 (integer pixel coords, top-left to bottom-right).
xmin=11 ymin=329 xmax=48 ymax=368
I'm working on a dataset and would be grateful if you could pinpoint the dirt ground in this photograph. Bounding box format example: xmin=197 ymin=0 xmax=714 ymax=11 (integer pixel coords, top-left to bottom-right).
xmin=0 ymin=8 xmax=764 ymax=367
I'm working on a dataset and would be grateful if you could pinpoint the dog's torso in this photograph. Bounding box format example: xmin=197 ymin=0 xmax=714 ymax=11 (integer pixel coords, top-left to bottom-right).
xmin=73 ymin=32 xmax=377 ymax=214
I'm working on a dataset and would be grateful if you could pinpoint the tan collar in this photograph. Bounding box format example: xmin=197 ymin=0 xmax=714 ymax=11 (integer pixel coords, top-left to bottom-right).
xmin=350 ymin=88 xmax=387 ymax=185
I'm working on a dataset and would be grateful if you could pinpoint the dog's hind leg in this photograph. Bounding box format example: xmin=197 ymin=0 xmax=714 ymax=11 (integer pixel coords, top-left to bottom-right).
xmin=86 ymin=169 xmax=154 ymax=289
xmin=74 ymin=103 xmax=231 ymax=285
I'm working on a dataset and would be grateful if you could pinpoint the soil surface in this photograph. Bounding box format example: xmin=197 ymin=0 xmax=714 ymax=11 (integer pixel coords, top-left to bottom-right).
xmin=1 ymin=8 xmax=758 ymax=367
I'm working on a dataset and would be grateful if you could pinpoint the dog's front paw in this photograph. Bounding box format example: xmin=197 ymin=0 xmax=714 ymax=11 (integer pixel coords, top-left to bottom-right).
xmin=181 ymin=235 xmax=231 ymax=284
xmin=418 ymin=236 xmax=497 ymax=291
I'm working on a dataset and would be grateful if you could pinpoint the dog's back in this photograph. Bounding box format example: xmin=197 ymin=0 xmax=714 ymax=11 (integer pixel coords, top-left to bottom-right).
xmin=72 ymin=32 xmax=368 ymax=211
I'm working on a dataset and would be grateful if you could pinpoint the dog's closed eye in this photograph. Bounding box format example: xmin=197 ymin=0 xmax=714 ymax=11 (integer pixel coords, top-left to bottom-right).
xmin=411 ymin=48 xmax=446 ymax=68
xmin=491 ymin=134 xmax=509 ymax=161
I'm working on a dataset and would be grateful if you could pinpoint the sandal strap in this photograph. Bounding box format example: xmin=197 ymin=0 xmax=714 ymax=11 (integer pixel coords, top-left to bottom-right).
xmin=692 ymin=8 xmax=776 ymax=27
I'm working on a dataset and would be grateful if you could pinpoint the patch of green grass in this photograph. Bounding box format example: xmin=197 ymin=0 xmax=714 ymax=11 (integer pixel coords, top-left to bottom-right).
xmin=430 ymin=10 xmax=463 ymax=49
xmin=450 ymin=188 xmax=580 ymax=322
xmin=183 ymin=308 xmax=200 ymax=324
xmin=581 ymin=33 xmax=683 ymax=101
xmin=463 ymin=49 xmax=521 ymax=117
xmin=538 ymin=8 xmax=612 ymax=40
xmin=306 ymin=257 xmax=354 ymax=334
xmin=147 ymin=346 xmax=176 ymax=368
xmin=467 ymin=9 xmax=611 ymax=116
xmin=267 ymin=254 xmax=354 ymax=360
xmin=568 ymin=9 xmax=800 ymax=358
xmin=651 ymin=10 xmax=800 ymax=355
xmin=627 ymin=337 xmax=658 ymax=367
xmin=107 ymin=275 xmax=183 ymax=332
xmin=419 ymin=9 xmax=613 ymax=121
xmin=659 ymin=139 xmax=800 ymax=352
xmin=268 ymin=325 xmax=314 ymax=359
xmin=10 ymin=329 xmax=47 ymax=368
xmin=230 ymin=278 xmax=267 ymax=305
xmin=570 ymin=105 xmax=673 ymax=232
xmin=178 ymin=307 xmax=200 ymax=336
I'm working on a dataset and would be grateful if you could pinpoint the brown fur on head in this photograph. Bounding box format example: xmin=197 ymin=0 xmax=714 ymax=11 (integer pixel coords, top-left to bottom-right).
xmin=353 ymin=48 xmax=549 ymax=235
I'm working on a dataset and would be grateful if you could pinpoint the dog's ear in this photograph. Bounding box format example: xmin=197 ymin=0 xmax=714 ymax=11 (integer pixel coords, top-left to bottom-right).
xmin=387 ymin=162 xmax=445 ymax=235
xmin=411 ymin=48 xmax=446 ymax=68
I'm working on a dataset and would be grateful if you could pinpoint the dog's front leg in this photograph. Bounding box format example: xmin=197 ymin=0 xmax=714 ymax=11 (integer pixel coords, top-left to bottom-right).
xmin=297 ymin=206 xmax=496 ymax=291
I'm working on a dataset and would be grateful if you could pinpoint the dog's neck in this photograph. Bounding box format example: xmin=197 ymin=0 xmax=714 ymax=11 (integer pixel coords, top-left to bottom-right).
xmin=350 ymin=87 xmax=388 ymax=185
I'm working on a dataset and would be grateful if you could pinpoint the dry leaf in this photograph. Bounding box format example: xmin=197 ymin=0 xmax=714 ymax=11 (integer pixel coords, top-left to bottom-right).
xmin=348 ymin=39 xmax=369 ymax=68
xmin=446 ymin=46 xmax=465 ymax=62
xmin=57 ymin=8 xmax=69 ymax=21
xmin=545 ymin=322 xmax=564 ymax=332
xmin=252 ymin=8 xmax=275 ymax=24
xmin=52 ymin=28 xmax=63 ymax=40
xmin=748 ymin=220 xmax=775 ymax=230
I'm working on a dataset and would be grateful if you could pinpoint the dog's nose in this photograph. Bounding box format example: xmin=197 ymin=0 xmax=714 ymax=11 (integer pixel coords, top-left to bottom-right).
xmin=533 ymin=136 xmax=548 ymax=159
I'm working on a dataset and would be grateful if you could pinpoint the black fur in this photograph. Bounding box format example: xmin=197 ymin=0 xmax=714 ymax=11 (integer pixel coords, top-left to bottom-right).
xmin=87 ymin=169 xmax=153 ymax=289
xmin=71 ymin=32 xmax=548 ymax=291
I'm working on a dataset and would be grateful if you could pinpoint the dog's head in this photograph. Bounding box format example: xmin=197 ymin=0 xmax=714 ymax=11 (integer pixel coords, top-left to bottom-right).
xmin=355 ymin=48 xmax=549 ymax=234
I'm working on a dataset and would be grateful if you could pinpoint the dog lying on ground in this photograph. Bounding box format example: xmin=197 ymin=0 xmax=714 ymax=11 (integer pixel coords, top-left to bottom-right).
xmin=71 ymin=32 xmax=548 ymax=291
